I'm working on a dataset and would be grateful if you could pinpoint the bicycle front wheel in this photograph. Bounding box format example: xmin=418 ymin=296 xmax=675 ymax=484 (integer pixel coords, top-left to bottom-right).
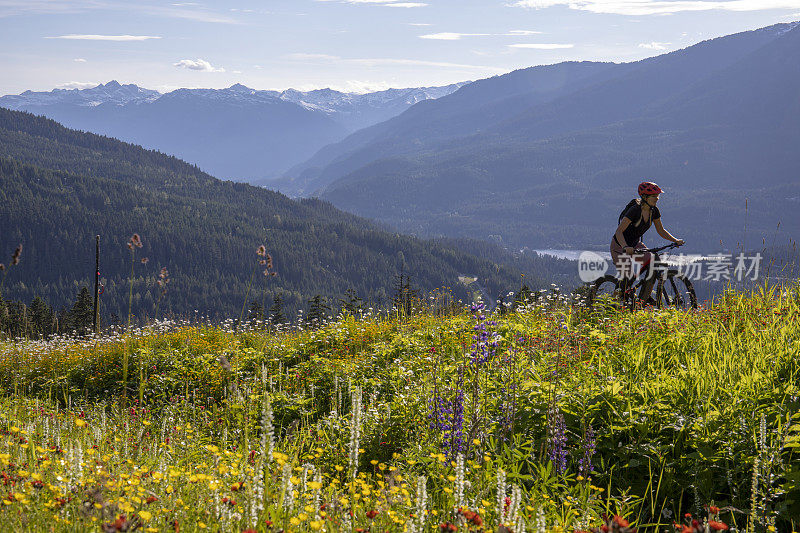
xmin=656 ymin=272 xmax=697 ymax=310
xmin=588 ymin=274 xmax=622 ymax=310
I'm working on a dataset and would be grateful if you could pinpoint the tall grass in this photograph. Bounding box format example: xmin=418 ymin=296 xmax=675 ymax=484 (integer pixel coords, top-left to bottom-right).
xmin=0 ymin=281 xmax=797 ymax=531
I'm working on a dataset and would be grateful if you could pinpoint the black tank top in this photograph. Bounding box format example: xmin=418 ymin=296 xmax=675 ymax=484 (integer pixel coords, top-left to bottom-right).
xmin=615 ymin=203 xmax=660 ymax=246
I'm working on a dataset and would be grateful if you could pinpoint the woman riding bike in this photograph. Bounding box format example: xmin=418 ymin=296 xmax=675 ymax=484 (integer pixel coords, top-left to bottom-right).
xmin=611 ymin=182 xmax=685 ymax=304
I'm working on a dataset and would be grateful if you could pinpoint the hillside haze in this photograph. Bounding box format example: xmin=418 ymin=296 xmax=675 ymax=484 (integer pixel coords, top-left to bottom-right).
xmin=0 ymin=81 xmax=466 ymax=184
xmin=0 ymin=107 xmax=571 ymax=323
xmin=283 ymin=22 xmax=800 ymax=252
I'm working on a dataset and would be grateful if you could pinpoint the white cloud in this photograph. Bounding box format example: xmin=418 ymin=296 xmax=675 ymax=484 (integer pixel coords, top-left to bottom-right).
xmin=508 ymin=0 xmax=800 ymax=16
xmin=339 ymin=80 xmax=394 ymax=93
xmin=46 ymin=34 xmax=161 ymax=41
xmin=507 ymin=29 xmax=543 ymax=34
xmin=173 ymin=58 xmax=225 ymax=72
xmin=507 ymin=43 xmax=575 ymax=49
xmin=56 ymin=81 xmax=98 ymax=89
xmin=407 ymin=22 xmax=432 ymax=25
xmin=73 ymin=58 xmax=87 ymax=62
xmin=638 ymin=41 xmax=671 ymax=49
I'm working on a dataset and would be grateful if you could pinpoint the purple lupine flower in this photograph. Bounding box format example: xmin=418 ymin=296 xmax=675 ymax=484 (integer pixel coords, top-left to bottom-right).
xmin=427 ymin=394 xmax=448 ymax=432
xmin=470 ymin=302 xmax=499 ymax=365
xmin=427 ymin=367 xmax=465 ymax=460
xmin=547 ymin=408 xmax=568 ymax=475
xmin=498 ymin=385 xmax=517 ymax=440
xmin=577 ymin=423 xmax=596 ymax=478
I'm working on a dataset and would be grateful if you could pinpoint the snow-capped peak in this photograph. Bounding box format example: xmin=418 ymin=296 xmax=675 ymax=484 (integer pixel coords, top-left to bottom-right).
xmin=0 ymin=81 xmax=160 ymax=109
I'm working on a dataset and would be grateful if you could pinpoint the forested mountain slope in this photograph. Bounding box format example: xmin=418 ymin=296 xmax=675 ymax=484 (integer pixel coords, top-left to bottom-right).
xmin=0 ymin=108 xmax=565 ymax=323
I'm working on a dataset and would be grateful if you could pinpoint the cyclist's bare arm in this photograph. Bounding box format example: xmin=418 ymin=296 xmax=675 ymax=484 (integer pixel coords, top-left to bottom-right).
xmin=615 ymin=218 xmax=634 ymax=254
xmin=653 ymin=219 xmax=684 ymax=245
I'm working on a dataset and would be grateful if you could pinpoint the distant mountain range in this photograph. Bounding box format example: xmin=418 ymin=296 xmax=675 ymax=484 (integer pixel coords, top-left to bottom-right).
xmin=278 ymin=21 xmax=800 ymax=252
xmin=0 ymin=81 xmax=467 ymax=183
xmin=4 ymin=22 xmax=798 ymax=258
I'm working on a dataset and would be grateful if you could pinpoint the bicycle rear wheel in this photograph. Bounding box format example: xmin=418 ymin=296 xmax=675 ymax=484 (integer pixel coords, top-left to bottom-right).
xmin=588 ymin=275 xmax=622 ymax=310
xmin=656 ymin=272 xmax=697 ymax=310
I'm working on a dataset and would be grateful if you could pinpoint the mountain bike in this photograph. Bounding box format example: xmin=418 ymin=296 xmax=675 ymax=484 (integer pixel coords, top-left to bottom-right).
xmin=588 ymin=242 xmax=697 ymax=311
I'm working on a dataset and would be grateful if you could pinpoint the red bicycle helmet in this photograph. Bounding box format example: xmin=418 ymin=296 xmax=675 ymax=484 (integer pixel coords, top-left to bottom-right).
xmin=638 ymin=181 xmax=664 ymax=196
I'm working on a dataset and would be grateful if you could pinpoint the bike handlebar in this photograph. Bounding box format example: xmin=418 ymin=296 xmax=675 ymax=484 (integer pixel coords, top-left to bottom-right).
xmin=635 ymin=242 xmax=683 ymax=254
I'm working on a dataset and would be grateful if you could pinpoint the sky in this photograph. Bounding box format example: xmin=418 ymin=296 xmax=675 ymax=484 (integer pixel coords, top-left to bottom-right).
xmin=1 ymin=0 xmax=800 ymax=95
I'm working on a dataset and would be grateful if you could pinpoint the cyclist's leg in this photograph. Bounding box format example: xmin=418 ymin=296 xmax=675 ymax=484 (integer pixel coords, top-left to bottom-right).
xmin=633 ymin=242 xmax=656 ymax=303
xmin=611 ymin=238 xmax=636 ymax=303
xmin=611 ymin=238 xmax=630 ymax=283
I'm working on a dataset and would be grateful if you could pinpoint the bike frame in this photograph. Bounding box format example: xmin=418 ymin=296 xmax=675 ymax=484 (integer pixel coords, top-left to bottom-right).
xmin=620 ymin=242 xmax=682 ymax=300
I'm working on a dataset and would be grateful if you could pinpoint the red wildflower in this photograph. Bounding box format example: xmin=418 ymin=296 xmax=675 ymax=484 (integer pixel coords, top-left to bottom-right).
xmin=101 ymin=514 xmax=141 ymax=532
xmin=708 ymin=522 xmax=728 ymax=531
xmin=457 ymin=508 xmax=483 ymax=527
xmin=591 ymin=515 xmax=636 ymax=533
xmin=366 ymin=510 xmax=379 ymax=519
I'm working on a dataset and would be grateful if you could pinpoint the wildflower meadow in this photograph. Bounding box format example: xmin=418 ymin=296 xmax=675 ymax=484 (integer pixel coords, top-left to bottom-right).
xmin=0 ymin=280 xmax=798 ymax=532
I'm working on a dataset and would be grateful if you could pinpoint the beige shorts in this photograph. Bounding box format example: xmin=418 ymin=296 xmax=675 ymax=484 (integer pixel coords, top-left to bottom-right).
xmin=610 ymin=237 xmax=650 ymax=279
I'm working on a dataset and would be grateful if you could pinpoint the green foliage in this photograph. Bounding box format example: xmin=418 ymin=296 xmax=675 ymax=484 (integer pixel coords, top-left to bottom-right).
xmin=0 ymin=107 xmax=569 ymax=327
xmin=65 ymin=286 xmax=94 ymax=335
xmin=269 ymin=295 xmax=287 ymax=326
xmin=1 ymin=281 xmax=798 ymax=529
xmin=306 ymin=294 xmax=331 ymax=328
